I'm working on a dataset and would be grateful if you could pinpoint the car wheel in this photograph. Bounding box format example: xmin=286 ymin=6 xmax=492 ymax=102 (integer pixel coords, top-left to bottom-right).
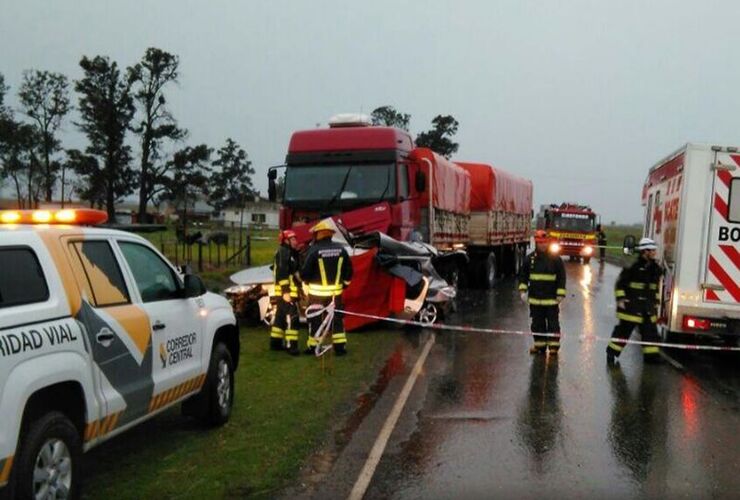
xmin=418 ymin=303 xmax=438 ymax=326
xmin=13 ymin=411 xmax=81 ymax=500
xmin=202 ymin=343 xmax=234 ymax=426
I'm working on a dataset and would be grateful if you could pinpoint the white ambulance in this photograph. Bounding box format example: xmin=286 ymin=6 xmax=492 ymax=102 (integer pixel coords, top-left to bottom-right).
xmin=638 ymin=143 xmax=740 ymax=344
xmin=0 ymin=209 xmax=239 ymax=499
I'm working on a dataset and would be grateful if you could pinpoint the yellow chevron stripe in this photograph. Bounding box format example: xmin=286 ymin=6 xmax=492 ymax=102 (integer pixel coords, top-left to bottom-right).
xmin=0 ymin=456 xmax=14 ymax=484
xmin=108 ymin=412 xmax=120 ymax=434
xmin=89 ymin=420 xmax=101 ymax=440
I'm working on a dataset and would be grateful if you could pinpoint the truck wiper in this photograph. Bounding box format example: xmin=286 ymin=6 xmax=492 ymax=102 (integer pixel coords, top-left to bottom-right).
xmin=375 ymin=166 xmax=391 ymax=204
xmin=325 ymin=166 xmax=353 ymax=209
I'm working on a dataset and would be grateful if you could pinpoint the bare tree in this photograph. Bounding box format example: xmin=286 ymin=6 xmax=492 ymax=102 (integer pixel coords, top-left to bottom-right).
xmin=18 ymin=70 xmax=70 ymax=202
xmin=130 ymin=48 xmax=186 ymax=222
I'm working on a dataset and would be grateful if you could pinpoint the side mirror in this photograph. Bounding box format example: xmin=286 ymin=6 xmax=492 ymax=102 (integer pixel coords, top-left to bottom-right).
xmin=267 ymin=169 xmax=277 ymax=202
xmin=184 ymin=274 xmax=207 ymax=298
xmin=623 ymin=235 xmax=636 ymax=255
xmin=415 ymin=171 xmax=426 ymax=193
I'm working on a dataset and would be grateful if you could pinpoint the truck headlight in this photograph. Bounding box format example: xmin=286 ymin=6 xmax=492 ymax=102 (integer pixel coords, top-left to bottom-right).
xmin=582 ymin=246 xmax=593 ymax=256
xmin=549 ymin=243 xmax=561 ymax=254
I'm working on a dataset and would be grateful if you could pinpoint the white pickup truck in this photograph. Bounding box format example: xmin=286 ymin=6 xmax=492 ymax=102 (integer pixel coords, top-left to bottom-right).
xmin=0 ymin=209 xmax=239 ymax=499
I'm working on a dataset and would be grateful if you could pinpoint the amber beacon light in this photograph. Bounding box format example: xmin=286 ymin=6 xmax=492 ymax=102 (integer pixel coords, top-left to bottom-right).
xmin=0 ymin=209 xmax=109 ymax=225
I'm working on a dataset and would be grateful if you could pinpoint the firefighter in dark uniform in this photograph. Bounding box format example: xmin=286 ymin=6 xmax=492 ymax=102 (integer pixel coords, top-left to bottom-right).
xmin=518 ymin=230 xmax=567 ymax=354
xmin=300 ymin=220 xmax=353 ymax=356
xmin=270 ymin=229 xmax=301 ymax=355
xmin=606 ymin=237 xmax=663 ymax=363
xmin=596 ymin=224 xmax=607 ymax=263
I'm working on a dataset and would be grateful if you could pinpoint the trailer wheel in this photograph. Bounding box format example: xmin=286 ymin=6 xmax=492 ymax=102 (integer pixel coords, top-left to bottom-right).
xmin=483 ymin=253 xmax=497 ymax=289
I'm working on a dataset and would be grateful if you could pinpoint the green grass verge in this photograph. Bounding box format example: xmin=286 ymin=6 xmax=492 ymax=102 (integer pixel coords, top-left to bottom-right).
xmin=82 ymin=326 xmax=400 ymax=499
xmin=602 ymin=225 xmax=642 ymax=267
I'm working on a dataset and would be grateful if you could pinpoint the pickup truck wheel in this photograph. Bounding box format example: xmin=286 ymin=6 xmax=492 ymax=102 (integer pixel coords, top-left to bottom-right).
xmin=13 ymin=411 xmax=81 ymax=500
xmin=202 ymin=343 xmax=234 ymax=427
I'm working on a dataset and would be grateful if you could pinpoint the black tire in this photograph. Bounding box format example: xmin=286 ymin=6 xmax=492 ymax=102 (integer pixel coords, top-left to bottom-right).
xmin=583 ymin=257 xmax=591 ymax=265
xmin=483 ymin=253 xmax=497 ymax=289
xmin=13 ymin=411 xmax=82 ymax=500
xmin=201 ymin=343 xmax=235 ymax=426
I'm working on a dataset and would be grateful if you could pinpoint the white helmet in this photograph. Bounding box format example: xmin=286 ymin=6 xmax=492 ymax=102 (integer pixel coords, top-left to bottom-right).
xmin=635 ymin=237 xmax=657 ymax=251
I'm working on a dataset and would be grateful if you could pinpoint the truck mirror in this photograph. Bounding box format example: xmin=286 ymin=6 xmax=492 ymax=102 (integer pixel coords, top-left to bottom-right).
xmin=415 ymin=171 xmax=427 ymax=192
xmin=623 ymin=235 xmax=636 ymax=255
xmin=267 ymin=169 xmax=277 ymax=181
xmin=183 ymin=274 xmax=207 ymax=298
xmin=268 ymin=178 xmax=277 ymax=202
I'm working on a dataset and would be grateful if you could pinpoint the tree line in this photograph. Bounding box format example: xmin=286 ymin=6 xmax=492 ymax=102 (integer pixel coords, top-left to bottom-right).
xmin=0 ymin=48 xmax=460 ymax=223
xmin=0 ymin=48 xmax=254 ymax=222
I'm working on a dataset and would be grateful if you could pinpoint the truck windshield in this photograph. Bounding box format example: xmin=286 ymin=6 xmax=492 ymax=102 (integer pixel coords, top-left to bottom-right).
xmin=550 ymin=214 xmax=595 ymax=232
xmin=284 ymin=163 xmax=397 ymax=207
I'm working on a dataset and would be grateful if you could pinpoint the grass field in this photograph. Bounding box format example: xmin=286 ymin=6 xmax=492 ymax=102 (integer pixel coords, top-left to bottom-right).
xmin=140 ymin=225 xmax=279 ymax=292
xmin=82 ymin=325 xmax=401 ymax=499
xmin=601 ymin=224 xmax=642 ymax=267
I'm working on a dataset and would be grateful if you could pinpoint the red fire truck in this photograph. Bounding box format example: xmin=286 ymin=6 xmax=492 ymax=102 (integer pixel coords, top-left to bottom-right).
xmin=536 ymin=203 xmax=598 ymax=264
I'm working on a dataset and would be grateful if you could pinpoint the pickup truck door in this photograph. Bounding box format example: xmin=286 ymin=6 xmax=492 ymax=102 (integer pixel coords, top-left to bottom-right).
xmin=703 ymin=152 xmax=740 ymax=305
xmin=114 ymin=240 xmax=204 ymax=412
xmin=65 ymin=239 xmax=154 ymax=435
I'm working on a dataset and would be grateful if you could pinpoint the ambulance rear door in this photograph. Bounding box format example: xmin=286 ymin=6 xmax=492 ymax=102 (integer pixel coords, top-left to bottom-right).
xmin=703 ymin=151 xmax=740 ymax=305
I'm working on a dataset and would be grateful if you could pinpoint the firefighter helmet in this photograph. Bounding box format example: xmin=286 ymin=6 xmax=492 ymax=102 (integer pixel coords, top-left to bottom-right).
xmin=309 ymin=219 xmax=336 ymax=234
xmin=534 ymin=230 xmax=549 ymax=243
xmin=635 ymin=237 xmax=657 ymax=251
xmin=279 ymin=229 xmax=297 ymax=244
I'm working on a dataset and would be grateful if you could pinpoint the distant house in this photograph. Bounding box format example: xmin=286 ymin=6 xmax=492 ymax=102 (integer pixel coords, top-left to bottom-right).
xmin=214 ymin=198 xmax=280 ymax=229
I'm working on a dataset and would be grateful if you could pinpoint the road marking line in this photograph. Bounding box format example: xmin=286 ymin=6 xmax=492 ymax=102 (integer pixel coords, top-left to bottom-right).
xmin=660 ymin=350 xmax=685 ymax=371
xmin=347 ymin=334 xmax=435 ymax=500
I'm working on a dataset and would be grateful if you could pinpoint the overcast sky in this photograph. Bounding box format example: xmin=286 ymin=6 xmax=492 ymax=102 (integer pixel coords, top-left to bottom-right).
xmin=2 ymin=0 xmax=740 ymax=223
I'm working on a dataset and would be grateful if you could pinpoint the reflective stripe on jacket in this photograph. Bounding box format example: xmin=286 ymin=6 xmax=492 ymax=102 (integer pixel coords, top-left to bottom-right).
xmin=273 ymin=244 xmax=300 ymax=297
xmin=300 ymin=239 xmax=353 ymax=297
xmin=615 ymin=255 xmax=662 ymax=323
xmin=518 ymin=250 xmax=566 ymax=304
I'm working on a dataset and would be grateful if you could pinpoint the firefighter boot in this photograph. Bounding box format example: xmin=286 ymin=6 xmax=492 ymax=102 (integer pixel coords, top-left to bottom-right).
xmin=530 ymin=341 xmax=547 ymax=354
xmin=606 ymin=343 xmax=622 ymax=364
xmin=643 ymin=346 xmax=662 ymax=364
xmin=333 ymin=332 xmax=348 ymax=356
xmin=285 ymin=330 xmax=300 ymax=356
xmin=270 ymin=327 xmax=285 ymax=351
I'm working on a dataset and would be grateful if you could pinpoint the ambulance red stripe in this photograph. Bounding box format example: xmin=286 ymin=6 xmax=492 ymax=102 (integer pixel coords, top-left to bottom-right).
xmin=714 ymin=194 xmax=728 ymax=220
xmin=717 ymin=169 xmax=733 ymax=189
xmin=720 ymin=244 xmax=740 ymax=271
xmin=706 ymin=289 xmax=721 ymax=301
xmin=708 ymin=256 xmax=740 ymax=302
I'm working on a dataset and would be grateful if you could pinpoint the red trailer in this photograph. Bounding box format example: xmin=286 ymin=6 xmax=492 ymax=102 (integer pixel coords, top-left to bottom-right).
xmin=457 ymin=162 xmax=533 ymax=287
xmin=268 ymin=114 xmax=534 ymax=289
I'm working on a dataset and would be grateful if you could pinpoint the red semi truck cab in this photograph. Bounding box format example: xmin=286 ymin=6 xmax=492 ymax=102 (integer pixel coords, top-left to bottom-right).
xmin=269 ymin=115 xmax=469 ymax=248
xmin=536 ymin=203 xmax=598 ymax=263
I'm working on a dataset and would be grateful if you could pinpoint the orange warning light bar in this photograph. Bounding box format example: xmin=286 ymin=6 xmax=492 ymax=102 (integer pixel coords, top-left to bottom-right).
xmin=0 ymin=209 xmax=109 ymax=225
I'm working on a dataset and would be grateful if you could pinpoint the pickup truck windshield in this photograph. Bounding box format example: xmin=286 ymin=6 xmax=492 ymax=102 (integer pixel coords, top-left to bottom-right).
xmin=284 ymin=164 xmax=396 ymax=207
xmin=550 ymin=214 xmax=595 ymax=232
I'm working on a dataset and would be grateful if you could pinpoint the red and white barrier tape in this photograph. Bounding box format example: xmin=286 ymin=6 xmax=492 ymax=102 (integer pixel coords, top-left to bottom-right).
xmin=335 ymin=309 xmax=740 ymax=352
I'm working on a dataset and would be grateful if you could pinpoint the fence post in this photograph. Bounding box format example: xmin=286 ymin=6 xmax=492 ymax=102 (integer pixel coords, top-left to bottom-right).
xmin=246 ymin=234 xmax=251 ymax=267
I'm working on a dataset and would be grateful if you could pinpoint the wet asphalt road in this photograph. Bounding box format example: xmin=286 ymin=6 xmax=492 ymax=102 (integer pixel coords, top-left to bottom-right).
xmin=320 ymin=262 xmax=740 ymax=500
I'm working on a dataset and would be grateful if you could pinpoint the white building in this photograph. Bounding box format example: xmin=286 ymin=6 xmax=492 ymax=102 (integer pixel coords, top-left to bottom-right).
xmin=215 ymin=199 xmax=280 ymax=229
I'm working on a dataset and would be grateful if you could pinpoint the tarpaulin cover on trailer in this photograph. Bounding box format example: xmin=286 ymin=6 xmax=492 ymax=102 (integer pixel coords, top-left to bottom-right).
xmin=456 ymin=162 xmax=533 ymax=214
xmin=410 ymin=148 xmax=471 ymax=214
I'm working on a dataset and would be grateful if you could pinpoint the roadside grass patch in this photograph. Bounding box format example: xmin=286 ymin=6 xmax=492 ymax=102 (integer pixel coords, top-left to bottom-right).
xmin=82 ymin=326 xmax=399 ymax=499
